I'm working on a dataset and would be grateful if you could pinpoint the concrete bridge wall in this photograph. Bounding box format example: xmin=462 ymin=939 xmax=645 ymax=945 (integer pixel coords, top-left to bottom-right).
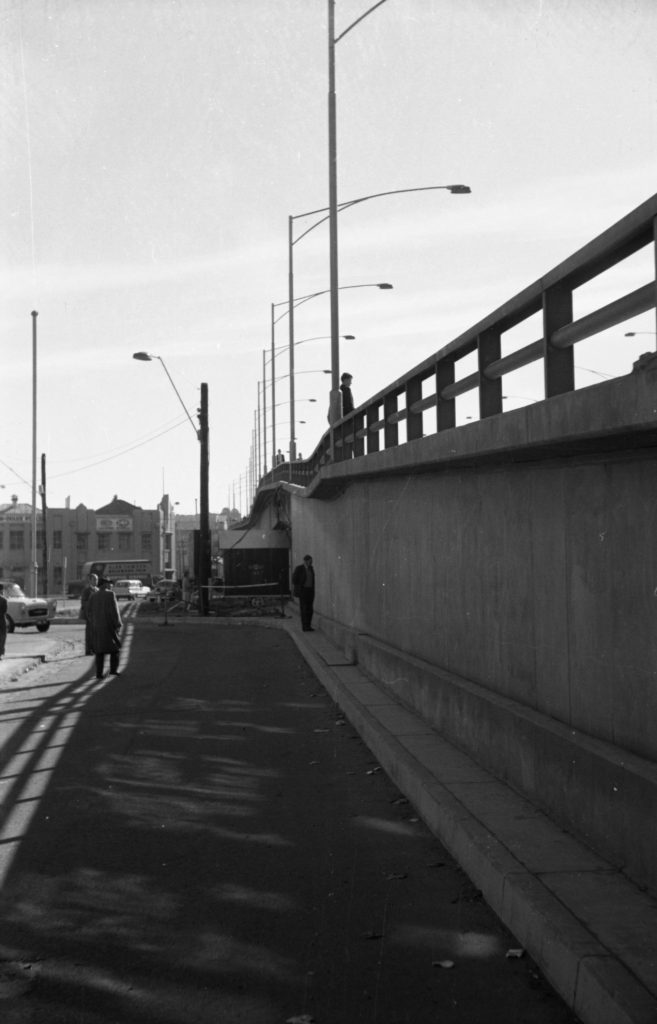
xmin=283 ymin=361 xmax=657 ymax=894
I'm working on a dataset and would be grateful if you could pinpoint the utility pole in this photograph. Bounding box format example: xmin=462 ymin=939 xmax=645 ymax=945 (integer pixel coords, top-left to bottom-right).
xmin=31 ymin=311 xmax=39 ymax=596
xmin=40 ymin=453 xmax=49 ymax=596
xmin=198 ymin=383 xmax=211 ymax=617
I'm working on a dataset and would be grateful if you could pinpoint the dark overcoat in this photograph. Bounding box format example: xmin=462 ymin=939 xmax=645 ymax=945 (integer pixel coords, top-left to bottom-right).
xmin=87 ymin=588 xmax=122 ymax=654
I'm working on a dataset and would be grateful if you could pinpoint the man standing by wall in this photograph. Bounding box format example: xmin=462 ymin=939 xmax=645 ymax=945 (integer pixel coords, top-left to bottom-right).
xmin=292 ymin=555 xmax=316 ymax=632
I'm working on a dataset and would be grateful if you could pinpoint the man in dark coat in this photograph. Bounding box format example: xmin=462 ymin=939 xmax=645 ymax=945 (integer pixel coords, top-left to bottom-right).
xmin=79 ymin=572 xmax=98 ymax=655
xmin=340 ymin=372 xmax=354 ymax=415
xmin=87 ymin=577 xmax=122 ymax=678
xmin=292 ymin=555 xmax=316 ymax=632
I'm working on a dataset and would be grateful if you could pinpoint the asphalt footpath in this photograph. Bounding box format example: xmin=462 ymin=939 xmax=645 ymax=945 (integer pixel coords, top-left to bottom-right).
xmin=0 ymin=607 xmax=653 ymax=1024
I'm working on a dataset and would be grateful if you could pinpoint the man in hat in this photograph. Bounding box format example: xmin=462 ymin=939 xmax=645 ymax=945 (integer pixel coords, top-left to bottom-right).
xmin=87 ymin=577 xmax=122 ymax=679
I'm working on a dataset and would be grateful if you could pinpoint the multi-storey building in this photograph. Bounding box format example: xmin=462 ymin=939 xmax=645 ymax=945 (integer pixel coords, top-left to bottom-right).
xmin=0 ymin=493 xmax=176 ymax=593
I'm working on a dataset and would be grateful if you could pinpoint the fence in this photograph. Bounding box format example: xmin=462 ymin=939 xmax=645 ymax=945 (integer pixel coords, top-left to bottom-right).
xmin=261 ymin=192 xmax=657 ymax=488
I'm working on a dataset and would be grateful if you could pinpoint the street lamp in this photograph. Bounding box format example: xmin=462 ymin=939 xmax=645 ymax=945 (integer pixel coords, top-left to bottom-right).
xmin=133 ymin=352 xmax=199 ymax=437
xmin=132 ymin=352 xmax=211 ymax=617
xmin=290 ymin=186 xmax=467 ymax=433
xmin=326 ymin=0 xmax=470 ymax=438
xmin=30 ymin=311 xmax=38 ymax=597
xmin=271 ymin=285 xmax=390 ymax=468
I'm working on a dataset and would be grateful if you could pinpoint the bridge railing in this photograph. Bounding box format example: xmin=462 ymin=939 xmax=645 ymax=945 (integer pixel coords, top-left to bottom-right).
xmin=260 ymin=192 xmax=657 ymax=488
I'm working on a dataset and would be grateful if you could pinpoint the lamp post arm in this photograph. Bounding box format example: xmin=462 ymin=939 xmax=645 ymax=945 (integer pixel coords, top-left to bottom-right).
xmin=334 ymin=0 xmax=389 ymax=43
xmin=157 ymin=358 xmax=199 ymax=437
xmin=292 ymin=184 xmax=470 ymax=246
xmin=273 ymin=281 xmax=389 ymax=325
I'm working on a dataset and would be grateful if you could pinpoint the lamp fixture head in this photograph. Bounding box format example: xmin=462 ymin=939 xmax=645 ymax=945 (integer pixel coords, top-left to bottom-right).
xmin=447 ymin=184 xmax=471 ymax=194
xmin=377 ymin=283 xmax=393 ymax=289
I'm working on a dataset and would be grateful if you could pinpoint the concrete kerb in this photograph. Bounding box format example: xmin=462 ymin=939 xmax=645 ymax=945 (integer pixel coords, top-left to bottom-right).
xmin=284 ymin=620 xmax=657 ymax=1024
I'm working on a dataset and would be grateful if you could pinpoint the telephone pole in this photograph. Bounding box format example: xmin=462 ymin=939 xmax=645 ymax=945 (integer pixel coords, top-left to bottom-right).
xmin=198 ymin=383 xmax=211 ymax=617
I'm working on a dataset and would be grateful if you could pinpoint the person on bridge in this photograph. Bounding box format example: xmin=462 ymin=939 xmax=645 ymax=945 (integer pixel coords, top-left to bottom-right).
xmin=292 ymin=554 xmax=316 ymax=632
xmin=79 ymin=572 xmax=99 ymax=655
xmin=340 ymin=372 xmax=354 ymax=415
xmin=87 ymin=577 xmax=123 ymax=679
xmin=340 ymin=372 xmax=355 ymax=457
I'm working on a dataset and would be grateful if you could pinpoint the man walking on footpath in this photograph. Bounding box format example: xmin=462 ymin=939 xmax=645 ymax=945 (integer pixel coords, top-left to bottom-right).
xmin=292 ymin=554 xmax=316 ymax=632
xmin=87 ymin=577 xmax=122 ymax=678
xmin=79 ymin=571 xmax=99 ymax=655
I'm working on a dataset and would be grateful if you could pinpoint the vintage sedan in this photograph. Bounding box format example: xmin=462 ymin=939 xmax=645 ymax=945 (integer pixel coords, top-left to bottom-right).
xmin=2 ymin=580 xmax=57 ymax=633
xmin=112 ymin=579 xmax=151 ymax=601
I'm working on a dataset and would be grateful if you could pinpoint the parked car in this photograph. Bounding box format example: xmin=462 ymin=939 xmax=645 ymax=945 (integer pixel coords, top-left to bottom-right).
xmin=2 ymin=580 xmax=57 ymax=633
xmin=112 ymin=579 xmax=151 ymax=601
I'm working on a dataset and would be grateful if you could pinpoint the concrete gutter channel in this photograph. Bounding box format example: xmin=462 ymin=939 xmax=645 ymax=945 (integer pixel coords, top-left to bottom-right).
xmin=2 ymin=604 xmax=655 ymax=1023
xmin=284 ymin=614 xmax=657 ymax=1024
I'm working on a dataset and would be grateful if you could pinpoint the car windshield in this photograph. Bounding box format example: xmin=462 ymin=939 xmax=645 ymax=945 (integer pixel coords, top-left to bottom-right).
xmin=4 ymin=583 xmax=25 ymax=598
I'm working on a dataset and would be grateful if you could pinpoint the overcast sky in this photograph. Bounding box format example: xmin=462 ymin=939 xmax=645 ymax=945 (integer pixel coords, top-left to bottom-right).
xmin=3 ymin=0 xmax=657 ymax=515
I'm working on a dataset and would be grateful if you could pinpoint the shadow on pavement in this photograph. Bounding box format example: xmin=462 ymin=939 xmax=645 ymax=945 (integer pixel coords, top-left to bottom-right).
xmin=0 ymin=621 xmax=576 ymax=1024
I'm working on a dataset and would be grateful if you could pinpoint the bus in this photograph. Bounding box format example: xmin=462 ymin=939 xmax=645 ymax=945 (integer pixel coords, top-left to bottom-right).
xmin=82 ymin=560 xmax=154 ymax=584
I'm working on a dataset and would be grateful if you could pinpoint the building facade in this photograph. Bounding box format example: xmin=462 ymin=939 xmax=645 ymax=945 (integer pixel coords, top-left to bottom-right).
xmin=0 ymin=493 xmax=176 ymax=594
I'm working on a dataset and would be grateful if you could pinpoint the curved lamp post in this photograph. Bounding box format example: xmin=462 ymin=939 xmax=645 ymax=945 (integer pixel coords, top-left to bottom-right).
xmin=271 ymin=283 xmax=391 ymax=465
xmin=325 ymin=0 xmax=471 ymax=445
xmin=132 ymin=352 xmax=211 ymax=616
xmin=133 ymin=352 xmax=199 ymax=437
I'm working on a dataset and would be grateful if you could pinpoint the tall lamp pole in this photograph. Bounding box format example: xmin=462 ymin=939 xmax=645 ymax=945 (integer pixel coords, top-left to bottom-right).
xmin=327 ymin=0 xmax=470 ymax=436
xmin=198 ymin=383 xmax=210 ymax=617
xmin=328 ymin=0 xmax=341 ymax=425
xmin=31 ymin=310 xmax=38 ymax=597
xmin=329 ymin=3 xmax=390 ymax=424
xmin=133 ymin=353 xmax=210 ymax=616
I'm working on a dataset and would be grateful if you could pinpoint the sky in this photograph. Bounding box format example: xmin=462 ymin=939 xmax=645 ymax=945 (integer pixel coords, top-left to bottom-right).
xmin=2 ymin=0 xmax=657 ymax=516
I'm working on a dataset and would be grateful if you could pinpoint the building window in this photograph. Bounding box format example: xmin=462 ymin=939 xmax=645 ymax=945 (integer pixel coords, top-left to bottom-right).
xmin=53 ymin=566 xmax=63 ymax=587
xmin=10 ymin=531 xmax=24 ymax=550
xmin=141 ymin=532 xmax=152 ymax=552
xmin=53 ymin=530 xmax=62 ymax=549
xmin=0 ymin=532 xmax=3 ymax=549
xmin=118 ymin=533 xmax=132 ymax=551
xmin=37 ymin=530 xmax=45 ymax=548
xmin=76 ymin=533 xmax=88 ymax=551
xmin=97 ymin=533 xmax=111 ymax=551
